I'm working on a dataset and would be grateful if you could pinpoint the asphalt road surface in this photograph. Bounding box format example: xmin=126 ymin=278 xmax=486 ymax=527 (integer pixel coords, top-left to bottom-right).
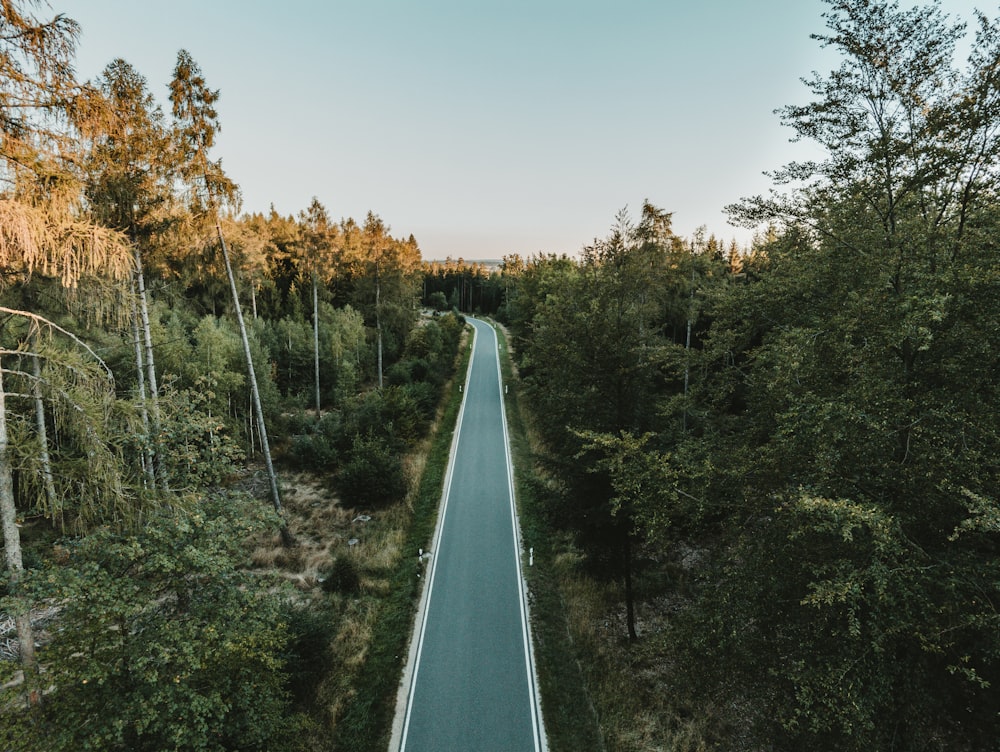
xmin=394 ymin=317 xmax=544 ymax=752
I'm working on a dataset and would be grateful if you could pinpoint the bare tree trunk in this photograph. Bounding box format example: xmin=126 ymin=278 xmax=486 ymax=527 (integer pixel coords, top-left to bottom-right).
xmin=130 ymin=280 xmax=156 ymax=488
xmin=624 ymin=534 xmax=637 ymax=641
xmin=214 ymin=218 xmax=285 ymax=526
xmin=683 ymin=260 xmax=695 ymax=432
xmin=134 ymin=248 xmax=167 ymax=490
xmin=376 ymin=260 xmax=383 ymax=390
xmin=0 ymin=358 xmax=40 ymax=707
xmin=29 ymin=340 xmax=58 ymax=521
xmin=313 ymin=272 xmax=321 ymax=416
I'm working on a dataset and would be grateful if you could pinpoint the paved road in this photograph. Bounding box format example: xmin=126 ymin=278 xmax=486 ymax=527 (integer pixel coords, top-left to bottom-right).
xmin=394 ymin=318 xmax=544 ymax=752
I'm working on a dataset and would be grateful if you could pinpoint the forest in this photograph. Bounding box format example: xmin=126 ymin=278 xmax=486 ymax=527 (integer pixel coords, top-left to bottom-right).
xmin=0 ymin=2 xmax=472 ymax=749
xmin=494 ymin=1 xmax=1000 ymax=750
xmin=2 ymin=0 xmax=1000 ymax=751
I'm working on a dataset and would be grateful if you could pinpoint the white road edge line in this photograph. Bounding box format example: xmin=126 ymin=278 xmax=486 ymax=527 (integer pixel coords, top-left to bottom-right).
xmin=490 ymin=320 xmax=548 ymax=752
xmin=394 ymin=321 xmax=479 ymax=752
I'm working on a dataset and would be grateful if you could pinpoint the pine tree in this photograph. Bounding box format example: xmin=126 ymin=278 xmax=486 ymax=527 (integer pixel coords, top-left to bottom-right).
xmin=168 ymin=50 xmax=285 ymax=525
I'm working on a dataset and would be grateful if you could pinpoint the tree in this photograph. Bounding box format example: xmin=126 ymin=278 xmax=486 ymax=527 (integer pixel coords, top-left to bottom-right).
xmin=168 ymin=50 xmax=285 ymax=524
xmin=297 ymin=197 xmax=340 ymax=414
xmin=677 ymin=1 xmax=1000 ymax=745
xmin=729 ymin=0 xmax=1000 ymax=264
xmin=345 ymin=212 xmax=421 ymax=389
xmin=0 ymin=1 xmax=79 ymax=186
xmin=1 ymin=494 xmax=302 ymax=752
xmin=521 ymin=207 xmax=674 ymax=639
xmin=576 ymin=431 xmax=683 ymax=641
xmin=0 ymin=0 xmax=133 ymax=707
xmin=85 ymin=58 xmax=177 ymax=489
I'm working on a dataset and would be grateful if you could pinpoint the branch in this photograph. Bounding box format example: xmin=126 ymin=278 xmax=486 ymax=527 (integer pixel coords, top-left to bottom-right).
xmin=0 ymin=306 xmax=114 ymax=381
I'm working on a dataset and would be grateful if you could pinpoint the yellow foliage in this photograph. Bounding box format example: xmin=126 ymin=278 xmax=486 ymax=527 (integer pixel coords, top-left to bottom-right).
xmin=0 ymin=198 xmax=132 ymax=287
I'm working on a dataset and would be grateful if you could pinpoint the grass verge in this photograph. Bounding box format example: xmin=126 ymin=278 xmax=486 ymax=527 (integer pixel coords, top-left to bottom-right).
xmin=493 ymin=320 xmax=605 ymax=752
xmin=331 ymin=323 xmax=474 ymax=752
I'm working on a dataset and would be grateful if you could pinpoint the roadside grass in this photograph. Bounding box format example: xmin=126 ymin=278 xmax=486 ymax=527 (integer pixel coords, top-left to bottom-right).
xmin=331 ymin=322 xmax=474 ymax=752
xmin=493 ymin=320 xmax=606 ymax=752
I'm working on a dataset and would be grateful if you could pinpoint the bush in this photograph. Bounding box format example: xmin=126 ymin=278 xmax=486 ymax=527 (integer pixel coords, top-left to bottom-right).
xmin=1 ymin=495 xmax=301 ymax=752
xmin=285 ymin=411 xmax=342 ymax=471
xmin=427 ymin=291 xmax=448 ymax=311
xmin=159 ymin=376 xmax=246 ymax=487
xmin=403 ymin=380 xmax=439 ymax=417
xmin=287 ymin=431 xmax=338 ymax=472
xmin=284 ymin=600 xmax=337 ymax=705
xmin=336 ymin=433 xmax=407 ymax=507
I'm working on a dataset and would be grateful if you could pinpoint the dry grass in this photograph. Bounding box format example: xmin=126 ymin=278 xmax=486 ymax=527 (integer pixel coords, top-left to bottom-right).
xmin=241 ymin=403 xmax=462 ymax=739
xmin=244 ymin=466 xmax=417 ymax=740
xmin=547 ymin=546 xmax=741 ymax=752
xmin=248 ymin=470 xmax=397 ymax=592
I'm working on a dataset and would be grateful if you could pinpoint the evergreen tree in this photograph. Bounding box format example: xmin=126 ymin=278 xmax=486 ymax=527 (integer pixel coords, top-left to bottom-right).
xmin=168 ymin=49 xmax=285 ymax=524
xmin=85 ymin=58 xmax=176 ymax=489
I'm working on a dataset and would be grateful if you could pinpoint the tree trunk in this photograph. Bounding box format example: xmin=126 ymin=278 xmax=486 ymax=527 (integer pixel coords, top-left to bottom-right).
xmin=130 ymin=280 xmax=156 ymax=487
xmin=683 ymin=261 xmax=695 ymax=432
xmin=624 ymin=534 xmax=637 ymax=641
xmin=134 ymin=248 xmax=167 ymax=490
xmin=0 ymin=357 xmax=40 ymax=706
xmin=376 ymin=260 xmax=383 ymax=390
xmin=214 ymin=218 xmax=285 ymax=528
xmin=313 ymin=272 xmax=321 ymax=416
xmin=30 ymin=345 xmax=58 ymax=521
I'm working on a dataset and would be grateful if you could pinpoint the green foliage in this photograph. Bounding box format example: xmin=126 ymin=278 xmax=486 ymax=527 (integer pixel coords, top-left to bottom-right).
xmin=421 ymin=260 xmax=504 ymax=315
xmin=656 ymin=2 xmax=1000 ymax=747
xmin=577 ymin=430 xmax=684 ymax=545
xmin=283 ymin=312 xmax=464 ymax=483
xmin=184 ymin=315 xmax=246 ymax=414
xmin=505 ymin=2 xmax=1000 ymax=740
xmin=282 ymin=600 xmax=336 ymax=707
xmin=325 ymin=303 xmax=367 ymax=404
xmin=157 ymin=376 xmax=246 ymax=488
xmin=0 ymin=494 xmax=304 ymax=752
xmin=0 ymin=308 xmax=139 ymax=532
xmin=284 ymin=410 xmax=341 ymax=471
xmin=259 ymin=315 xmax=314 ymax=400
xmin=514 ymin=208 xmax=713 ymax=576
xmin=337 ymin=432 xmax=407 ymax=507
xmin=427 ymin=290 xmax=448 ymax=311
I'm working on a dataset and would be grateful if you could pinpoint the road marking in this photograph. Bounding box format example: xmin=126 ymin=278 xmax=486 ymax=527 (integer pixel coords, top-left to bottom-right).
xmin=395 ymin=318 xmax=546 ymax=752
xmin=489 ymin=321 xmax=546 ymax=752
xmin=397 ymin=324 xmax=478 ymax=752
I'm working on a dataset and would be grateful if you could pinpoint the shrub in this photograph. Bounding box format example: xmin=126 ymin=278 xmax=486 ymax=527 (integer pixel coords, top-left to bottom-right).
xmin=336 ymin=433 xmax=407 ymax=507
xmin=285 ymin=411 xmax=342 ymax=472
xmin=158 ymin=376 xmax=246 ymax=488
xmin=1 ymin=495 xmax=300 ymax=752
xmin=427 ymin=291 xmax=448 ymax=311
xmin=284 ymin=600 xmax=337 ymax=704
xmin=403 ymin=380 xmax=439 ymax=418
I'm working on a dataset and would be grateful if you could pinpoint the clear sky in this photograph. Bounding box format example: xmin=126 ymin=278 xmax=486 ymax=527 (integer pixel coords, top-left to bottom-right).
xmin=66 ymin=0 xmax=987 ymax=260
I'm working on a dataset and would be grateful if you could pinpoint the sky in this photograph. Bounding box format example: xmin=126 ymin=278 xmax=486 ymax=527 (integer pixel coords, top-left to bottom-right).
xmin=65 ymin=0 xmax=988 ymax=260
